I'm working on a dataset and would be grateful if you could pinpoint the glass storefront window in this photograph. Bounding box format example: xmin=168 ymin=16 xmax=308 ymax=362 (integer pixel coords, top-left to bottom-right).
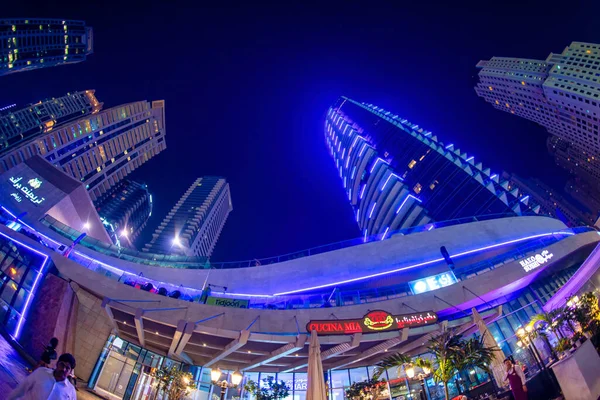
xmin=330 ymin=370 xmax=350 ymax=389
xmin=330 ymin=388 xmax=343 ymax=400
xmin=349 ymin=367 xmax=368 ymax=384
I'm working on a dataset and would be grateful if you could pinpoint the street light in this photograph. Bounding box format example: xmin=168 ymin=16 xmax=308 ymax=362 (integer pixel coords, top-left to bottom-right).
xmin=211 ymin=368 xmax=243 ymax=400
xmin=173 ymin=236 xmax=182 ymax=247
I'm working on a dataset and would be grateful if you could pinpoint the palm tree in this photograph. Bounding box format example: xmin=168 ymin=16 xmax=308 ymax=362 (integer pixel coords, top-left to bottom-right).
xmin=376 ymin=330 xmax=498 ymax=400
xmin=531 ymin=310 xmax=564 ymax=339
xmin=526 ymin=321 xmax=558 ymax=361
xmin=453 ymin=333 xmax=498 ymax=392
xmin=373 ymin=352 xmax=411 ymax=380
xmin=427 ymin=329 xmax=464 ymax=400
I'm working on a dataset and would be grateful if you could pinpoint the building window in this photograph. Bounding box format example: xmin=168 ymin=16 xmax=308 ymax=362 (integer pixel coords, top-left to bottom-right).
xmin=414 ymin=183 xmax=422 ymax=194
xmin=408 ymin=160 xmax=417 ymax=169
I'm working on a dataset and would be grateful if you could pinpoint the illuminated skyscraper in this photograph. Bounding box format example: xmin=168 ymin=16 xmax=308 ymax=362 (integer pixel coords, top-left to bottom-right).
xmin=143 ymin=177 xmax=232 ymax=258
xmin=0 ymin=97 xmax=166 ymax=202
xmin=0 ymin=18 xmax=93 ymax=77
xmin=94 ymin=179 xmax=153 ymax=248
xmin=326 ymin=97 xmax=539 ymax=237
xmin=475 ymin=41 xmax=600 ymax=192
xmin=0 ymin=90 xmax=102 ymax=152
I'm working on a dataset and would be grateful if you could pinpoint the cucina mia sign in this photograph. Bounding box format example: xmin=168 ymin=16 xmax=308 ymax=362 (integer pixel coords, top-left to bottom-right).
xmin=306 ymin=310 xmax=438 ymax=336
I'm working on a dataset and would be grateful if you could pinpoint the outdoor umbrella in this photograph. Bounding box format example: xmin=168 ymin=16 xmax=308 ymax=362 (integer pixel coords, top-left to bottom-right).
xmin=472 ymin=307 xmax=506 ymax=387
xmin=306 ymin=329 xmax=327 ymax=400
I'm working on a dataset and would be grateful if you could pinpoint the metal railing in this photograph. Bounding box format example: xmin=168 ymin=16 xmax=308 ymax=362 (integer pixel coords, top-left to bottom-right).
xmin=41 ymin=212 xmax=539 ymax=270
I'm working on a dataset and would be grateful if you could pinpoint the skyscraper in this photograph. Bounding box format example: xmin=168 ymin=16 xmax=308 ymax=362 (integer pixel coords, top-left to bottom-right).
xmin=143 ymin=177 xmax=232 ymax=257
xmin=1 ymin=18 xmax=93 ymax=77
xmin=0 ymin=90 xmax=102 ymax=152
xmin=475 ymin=41 xmax=600 ymax=192
xmin=94 ymin=179 xmax=153 ymax=248
xmin=326 ymin=97 xmax=540 ymax=236
xmin=0 ymin=97 xmax=167 ymax=202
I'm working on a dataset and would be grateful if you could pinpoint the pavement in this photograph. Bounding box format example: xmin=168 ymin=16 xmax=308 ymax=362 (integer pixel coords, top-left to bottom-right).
xmin=0 ymin=334 xmax=103 ymax=399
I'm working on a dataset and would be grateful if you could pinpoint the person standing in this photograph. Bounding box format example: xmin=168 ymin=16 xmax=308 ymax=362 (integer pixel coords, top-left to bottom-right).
xmin=8 ymin=353 xmax=77 ymax=399
xmin=34 ymin=337 xmax=58 ymax=370
xmin=504 ymin=357 xmax=528 ymax=400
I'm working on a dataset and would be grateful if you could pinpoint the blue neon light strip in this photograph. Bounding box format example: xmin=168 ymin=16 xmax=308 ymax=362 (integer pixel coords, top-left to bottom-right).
xmin=358 ymin=143 xmax=367 ymax=157
xmin=0 ymin=231 xmax=50 ymax=339
xmin=273 ymin=230 xmax=575 ymax=295
xmin=396 ymin=194 xmax=421 ymax=214
xmin=466 ymin=156 xmax=474 ymax=162
xmin=360 ymin=184 xmax=367 ymax=199
xmin=369 ymin=202 xmax=377 ymax=218
xmin=381 ymin=227 xmax=390 ymax=241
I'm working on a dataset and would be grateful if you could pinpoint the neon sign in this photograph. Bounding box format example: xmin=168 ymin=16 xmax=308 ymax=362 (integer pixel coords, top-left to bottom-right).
xmin=307 ymin=310 xmax=438 ymax=336
xmin=408 ymin=271 xmax=458 ymax=295
xmin=520 ymin=250 xmax=553 ymax=272
xmin=9 ymin=176 xmax=46 ymax=206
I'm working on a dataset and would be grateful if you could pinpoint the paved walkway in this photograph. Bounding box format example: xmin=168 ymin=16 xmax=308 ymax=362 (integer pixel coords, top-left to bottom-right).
xmin=0 ymin=334 xmax=103 ymax=399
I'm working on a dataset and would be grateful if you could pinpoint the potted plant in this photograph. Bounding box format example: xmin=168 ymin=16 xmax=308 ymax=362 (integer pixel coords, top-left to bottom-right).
xmin=554 ymin=338 xmax=572 ymax=359
xmin=345 ymin=378 xmax=387 ymax=400
xmin=151 ymin=365 xmax=196 ymax=400
xmin=244 ymin=375 xmax=290 ymax=400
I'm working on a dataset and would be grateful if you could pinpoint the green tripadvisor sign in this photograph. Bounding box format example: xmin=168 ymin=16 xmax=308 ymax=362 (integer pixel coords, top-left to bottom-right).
xmin=206 ymin=296 xmax=249 ymax=309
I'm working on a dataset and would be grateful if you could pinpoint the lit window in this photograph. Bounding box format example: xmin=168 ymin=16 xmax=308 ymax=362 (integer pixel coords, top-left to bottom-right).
xmin=505 ymin=103 xmax=510 ymax=108
xmin=495 ymin=100 xmax=499 ymax=105
xmin=408 ymin=160 xmax=417 ymax=169
xmin=488 ymin=86 xmax=493 ymax=91
xmin=521 ymin=81 xmax=526 ymax=85
xmin=414 ymin=183 xmax=422 ymax=194
xmin=429 ymin=180 xmax=439 ymax=190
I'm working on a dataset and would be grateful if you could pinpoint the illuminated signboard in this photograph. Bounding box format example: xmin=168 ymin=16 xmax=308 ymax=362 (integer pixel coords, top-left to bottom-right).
xmin=408 ymin=271 xmax=458 ymax=295
xmin=9 ymin=176 xmax=46 ymax=206
xmin=520 ymin=250 xmax=553 ymax=272
xmin=205 ymin=296 xmax=249 ymax=309
xmin=306 ymin=310 xmax=438 ymax=336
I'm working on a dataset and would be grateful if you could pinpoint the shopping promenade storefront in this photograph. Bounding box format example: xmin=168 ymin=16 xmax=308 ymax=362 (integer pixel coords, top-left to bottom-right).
xmin=1 ymin=200 xmax=600 ymax=400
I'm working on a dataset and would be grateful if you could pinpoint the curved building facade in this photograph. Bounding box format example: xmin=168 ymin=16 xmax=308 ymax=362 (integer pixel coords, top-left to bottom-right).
xmin=326 ymin=97 xmax=544 ymax=236
xmin=0 ymin=160 xmax=600 ymax=400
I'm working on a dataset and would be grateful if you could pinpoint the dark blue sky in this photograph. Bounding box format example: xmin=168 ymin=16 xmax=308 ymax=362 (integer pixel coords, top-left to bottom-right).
xmin=3 ymin=1 xmax=600 ymax=261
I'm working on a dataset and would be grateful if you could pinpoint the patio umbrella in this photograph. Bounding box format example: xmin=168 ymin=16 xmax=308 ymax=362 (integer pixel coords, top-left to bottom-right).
xmin=472 ymin=308 xmax=506 ymax=388
xmin=306 ymin=329 xmax=327 ymax=400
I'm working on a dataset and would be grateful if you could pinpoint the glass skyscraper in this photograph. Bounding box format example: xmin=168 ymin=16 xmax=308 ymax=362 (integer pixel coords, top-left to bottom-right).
xmin=326 ymin=97 xmax=539 ymax=236
xmin=94 ymin=179 xmax=153 ymax=248
xmin=0 ymin=95 xmax=166 ymax=202
xmin=0 ymin=90 xmax=102 ymax=152
xmin=0 ymin=18 xmax=93 ymax=77
xmin=143 ymin=177 xmax=232 ymax=258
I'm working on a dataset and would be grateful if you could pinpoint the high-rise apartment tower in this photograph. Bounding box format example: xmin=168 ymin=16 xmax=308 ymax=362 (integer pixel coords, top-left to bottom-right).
xmin=143 ymin=177 xmax=232 ymax=258
xmin=475 ymin=41 xmax=600 ymax=194
xmin=0 ymin=18 xmax=93 ymax=77
xmin=0 ymin=94 xmax=167 ymax=202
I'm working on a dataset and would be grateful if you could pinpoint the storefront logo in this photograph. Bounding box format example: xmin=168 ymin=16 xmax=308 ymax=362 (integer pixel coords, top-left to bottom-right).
xmin=363 ymin=310 xmax=394 ymax=331
xmin=307 ymin=310 xmax=438 ymax=335
xmin=408 ymin=271 xmax=458 ymax=295
xmin=520 ymin=250 xmax=553 ymax=272
xmin=205 ymin=296 xmax=249 ymax=309
xmin=9 ymin=176 xmax=45 ymax=206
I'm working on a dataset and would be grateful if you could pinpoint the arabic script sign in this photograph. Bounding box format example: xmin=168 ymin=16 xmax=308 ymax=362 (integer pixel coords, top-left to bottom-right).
xmin=9 ymin=176 xmax=46 ymax=206
xmin=520 ymin=250 xmax=554 ymax=272
xmin=306 ymin=310 xmax=438 ymax=336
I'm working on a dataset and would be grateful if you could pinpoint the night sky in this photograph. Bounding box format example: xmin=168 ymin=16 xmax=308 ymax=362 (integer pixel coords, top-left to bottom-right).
xmin=3 ymin=2 xmax=600 ymax=261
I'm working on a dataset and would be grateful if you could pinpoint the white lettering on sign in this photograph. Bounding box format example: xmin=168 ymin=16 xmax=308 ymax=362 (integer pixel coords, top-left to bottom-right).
xmin=409 ymin=271 xmax=458 ymax=295
xmin=9 ymin=176 xmax=45 ymax=206
xmin=520 ymin=250 xmax=553 ymax=272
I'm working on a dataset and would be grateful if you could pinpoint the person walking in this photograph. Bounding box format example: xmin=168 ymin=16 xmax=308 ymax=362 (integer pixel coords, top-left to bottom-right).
xmin=504 ymin=357 xmax=528 ymax=400
xmin=34 ymin=337 xmax=58 ymax=370
xmin=8 ymin=353 xmax=77 ymax=400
